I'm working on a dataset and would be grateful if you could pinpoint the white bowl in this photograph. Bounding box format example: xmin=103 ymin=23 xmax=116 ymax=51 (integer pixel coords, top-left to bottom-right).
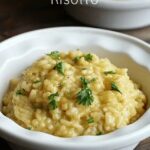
xmin=65 ymin=0 xmax=150 ymax=29
xmin=0 ymin=27 xmax=150 ymax=150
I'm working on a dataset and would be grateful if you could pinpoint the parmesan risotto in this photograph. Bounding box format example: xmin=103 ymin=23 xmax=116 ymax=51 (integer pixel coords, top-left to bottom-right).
xmin=2 ymin=50 xmax=147 ymax=137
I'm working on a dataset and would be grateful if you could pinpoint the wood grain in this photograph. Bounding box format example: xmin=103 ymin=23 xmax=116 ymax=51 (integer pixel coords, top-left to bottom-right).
xmin=0 ymin=0 xmax=150 ymax=150
xmin=0 ymin=0 xmax=81 ymax=41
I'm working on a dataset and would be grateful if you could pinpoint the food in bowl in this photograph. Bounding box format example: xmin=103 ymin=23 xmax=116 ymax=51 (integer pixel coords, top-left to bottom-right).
xmin=2 ymin=50 xmax=147 ymax=137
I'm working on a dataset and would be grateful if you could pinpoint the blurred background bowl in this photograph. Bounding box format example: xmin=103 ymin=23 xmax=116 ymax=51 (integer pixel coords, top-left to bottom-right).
xmin=64 ymin=0 xmax=150 ymax=30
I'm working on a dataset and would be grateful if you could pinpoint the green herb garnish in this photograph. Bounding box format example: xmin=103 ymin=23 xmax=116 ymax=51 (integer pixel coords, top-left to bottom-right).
xmin=54 ymin=62 xmax=64 ymax=75
xmin=27 ymin=127 xmax=32 ymax=130
xmin=47 ymin=51 xmax=60 ymax=60
xmin=74 ymin=53 xmax=93 ymax=63
xmin=16 ymin=89 xmax=26 ymax=96
xmin=84 ymin=53 xmax=93 ymax=61
xmin=104 ymin=71 xmax=116 ymax=75
xmin=80 ymin=77 xmax=96 ymax=86
xmin=111 ymin=82 xmax=122 ymax=94
xmin=87 ymin=117 xmax=94 ymax=124
xmin=77 ymin=88 xmax=94 ymax=106
xmin=96 ymin=131 xmax=102 ymax=135
xmin=59 ymin=82 xmax=65 ymax=88
xmin=48 ymin=92 xmax=59 ymax=110
xmin=90 ymin=78 xmax=97 ymax=83
xmin=33 ymin=80 xmax=41 ymax=84
xmin=80 ymin=77 xmax=90 ymax=88
xmin=73 ymin=56 xmax=81 ymax=63
xmin=81 ymin=68 xmax=87 ymax=70
xmin=77 ymin=77 xmax=94 ymax=106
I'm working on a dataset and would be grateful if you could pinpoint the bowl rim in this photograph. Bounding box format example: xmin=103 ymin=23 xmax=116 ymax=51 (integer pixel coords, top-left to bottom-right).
xmin=79 ymin=0 xmax=150 ymax=10
xmin=0 ymin=26 xmax=150 ymax=149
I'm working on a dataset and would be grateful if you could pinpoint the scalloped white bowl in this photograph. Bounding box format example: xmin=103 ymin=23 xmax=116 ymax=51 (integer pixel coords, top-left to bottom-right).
xmin=0 ymin=27 xmax=150 ymax=150
xmin=65 ymin=0 xmax=150 ymax=29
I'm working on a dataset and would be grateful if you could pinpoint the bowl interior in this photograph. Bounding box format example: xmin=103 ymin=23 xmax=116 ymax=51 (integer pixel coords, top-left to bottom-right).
xmin=0 ymin=27 xmax=150 ymax=114
xmin=0 ymin=27 xmax=150 ymax=148
xmin=0 ymin=48 xmax=150 ymax=100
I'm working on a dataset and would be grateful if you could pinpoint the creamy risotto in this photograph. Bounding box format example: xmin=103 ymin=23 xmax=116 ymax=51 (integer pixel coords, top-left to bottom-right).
xmin=2 ymin=50 xmax=147 ymax=137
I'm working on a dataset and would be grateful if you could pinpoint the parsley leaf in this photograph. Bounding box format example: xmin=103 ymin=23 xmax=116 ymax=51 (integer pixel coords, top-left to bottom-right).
xmin=80 ymin=77 xmax=90 ymax=88
xmin=49 ymin=99 xmax=58 ymax=110
xmin=54 ymin=62 xmax=64 ymax=75
xmin=77 ymin=87 xmax=94 ymax=106
xmin=111 ymin=82 xmax=122 ymax=94
xmin=16 ymin=89 xmax=26 ymax=96
xmin=81 ymin=68 xmax=87 ymax=70
xmin=73 ymin=56 xmax=81 ymax=63
xmin=90 ymin=78 xmax=97 ymax=82
xmin=74 ymin=53 xmax=93 ymax=63
xmin=27 ymin=127 xmax=32 ymax=130
xmin=104 ymin=71 xmax=116 ymax=75
xmin=84 ymin=53 xmax=93 ymax=61
xmin=47 ymin=51 xmax=60 ymax=60
xmin=77 ymin=77 xmax=94 ymax=106
xmin=33 ymin=80 xmax=41 ymax=84
xmin=96 ymin=131 xmax=102 ymax=135
xmin=87 ymin=117 xmax=94 ymax=123
xmin=48 ymin=92 xmax=59 ymax=110
xmin=80 ymin=77 xmax=96 ymax=87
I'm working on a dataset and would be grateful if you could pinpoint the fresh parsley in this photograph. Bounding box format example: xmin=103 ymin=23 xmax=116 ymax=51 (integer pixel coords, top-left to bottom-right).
xmin=87 ymin=117 xmax=94 ymax=124
xmin=33 ymin=80 xmax=41 ymax=84
xmin=80 ymin=77 xmax=96 ymax=87
xmin=96 ymin=131 xmax=102 ymax=135
xmin=16 ymin=89 xmax=26 ymax=96
xmin=48 ymin=92 xmax=59 ymax=110
xmin=111 ymin=82 xmax=122 ymax=94
xmin=47 ymin=51 xmax=60 ymax=60
xmin=27 ymin=127 xmax=32 ymax=130
xmin=54 ymin=62 xmax=64 ymax=75
xmin=76 ymin=77 xmax=94 ymax=106
xmin=73 ymin=56 xmax=81 ymax=63
xmin=84 ymin=53 xmax=93 ymax=61
xmin=74 ymin=53 xmax=93 ymax=63
xmin=77 ymin=88 xmax=93 ymax=106
xmin=104 ymin=71 xmax=116 ymax=75
xmin=81 ymin=68 xmax=87 ymax=70
xmin=90 ymin=77 xmax=97 ymax=82
xmin=80 ymin=77 xmax=90 ymax=88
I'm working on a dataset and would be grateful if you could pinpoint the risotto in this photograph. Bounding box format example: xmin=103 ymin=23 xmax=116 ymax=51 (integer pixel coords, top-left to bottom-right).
xmin=2 ymin=50 xmax=147 ymax=137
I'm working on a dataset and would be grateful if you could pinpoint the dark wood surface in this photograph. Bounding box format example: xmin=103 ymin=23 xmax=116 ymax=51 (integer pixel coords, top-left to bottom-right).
xmin=0 ymin=0 xmax=150 ymax=149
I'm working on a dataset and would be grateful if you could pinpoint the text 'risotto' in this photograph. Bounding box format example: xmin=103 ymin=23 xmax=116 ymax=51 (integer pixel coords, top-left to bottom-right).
xmin=2 ymin=50 xmax=147 ymax=137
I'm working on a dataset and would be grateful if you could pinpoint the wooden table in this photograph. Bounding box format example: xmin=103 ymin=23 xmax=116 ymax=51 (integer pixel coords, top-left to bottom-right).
xmin=0 ymin=0 xmax=150 ymax=149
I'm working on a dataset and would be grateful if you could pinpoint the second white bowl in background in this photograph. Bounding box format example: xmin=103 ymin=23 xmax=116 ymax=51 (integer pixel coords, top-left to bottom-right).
xmin=65 ymin=0 xmax=150 ymax=29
